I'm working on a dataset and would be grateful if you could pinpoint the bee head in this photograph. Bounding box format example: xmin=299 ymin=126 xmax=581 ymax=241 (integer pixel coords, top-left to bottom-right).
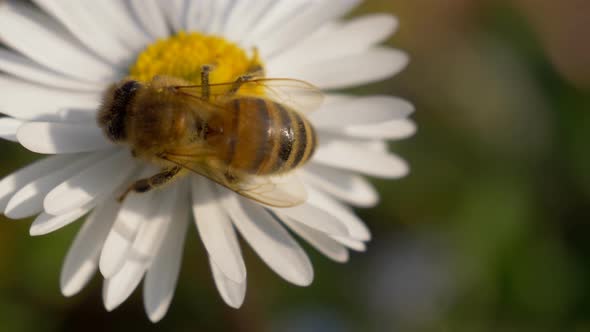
xmin=98 ymin=79 xmax=142 ymax=142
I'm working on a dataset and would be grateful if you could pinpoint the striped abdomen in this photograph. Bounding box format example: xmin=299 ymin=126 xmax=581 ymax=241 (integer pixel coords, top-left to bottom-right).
xmin=211 ymin=97 xmax=317 ymax=176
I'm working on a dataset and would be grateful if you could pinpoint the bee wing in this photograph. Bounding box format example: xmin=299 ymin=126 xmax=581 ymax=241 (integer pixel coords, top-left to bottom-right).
xmin=230 ymin=173 xmax=308 ymax=208
xmin=175 ymin=78 xmax=324 ymax=115
xmin=161 ymin=152 xmax=307 ymax=208
xmin=234 ymin=79 xmax=325 ymax=115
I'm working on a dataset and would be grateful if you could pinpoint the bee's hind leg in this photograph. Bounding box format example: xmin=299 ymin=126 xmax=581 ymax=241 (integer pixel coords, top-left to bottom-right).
xmin=118 ymin=166 xmax=183 ymax=202
xmin=244 ymin=63 xmax=265 ymax=79
xmin=225 ymin=58 xmax=266 ymax=97
xmin=226 ymin=76 xmax=249 ymax=96
xmin=245 ymin=47 xmax=266 ymax=78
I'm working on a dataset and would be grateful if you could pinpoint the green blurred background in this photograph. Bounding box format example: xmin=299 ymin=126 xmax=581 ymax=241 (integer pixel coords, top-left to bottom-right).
xmin=1 ymin=0 xmax=590 ymax=331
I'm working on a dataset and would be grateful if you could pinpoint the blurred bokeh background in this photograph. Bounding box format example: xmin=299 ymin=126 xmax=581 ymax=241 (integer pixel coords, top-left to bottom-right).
xmin=1 ymin=0 xmax=590 ymax=331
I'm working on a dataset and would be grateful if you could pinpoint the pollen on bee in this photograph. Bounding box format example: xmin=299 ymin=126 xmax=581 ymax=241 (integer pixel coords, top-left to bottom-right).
xmin=129 ymin=31 xmax=263 ymax=85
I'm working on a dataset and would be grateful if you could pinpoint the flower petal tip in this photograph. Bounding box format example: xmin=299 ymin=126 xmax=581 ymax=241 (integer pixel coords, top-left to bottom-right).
xmin=290 ymin=270 xmax=315 ymax=287
xmin=60 ymin=284 xmax=79 ymax=298
xmin=146 ymin=305 xmax=169 ymax=324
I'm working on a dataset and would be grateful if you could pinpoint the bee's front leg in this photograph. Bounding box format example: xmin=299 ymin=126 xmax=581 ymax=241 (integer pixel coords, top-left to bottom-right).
xmin=118 ymin=166 xmax=183 ymax=202
xmin=200 ymin=64 xmax=215 ymax=100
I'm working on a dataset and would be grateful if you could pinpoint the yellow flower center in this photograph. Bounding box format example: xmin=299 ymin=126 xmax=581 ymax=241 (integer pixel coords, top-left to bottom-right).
xmin=129 ymin=31 xmax=262 ymax=84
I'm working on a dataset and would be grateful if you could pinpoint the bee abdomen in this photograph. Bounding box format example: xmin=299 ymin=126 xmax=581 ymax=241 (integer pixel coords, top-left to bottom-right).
xmin=264 ymin=103 xmax=316 ymax=174
xmin=232 ymin=99 xmax=315 ymax=175
xmin=223 ymin=98 xmax=316 ymax=176
xmin=288 ymin=108 xmax=317 ymax=171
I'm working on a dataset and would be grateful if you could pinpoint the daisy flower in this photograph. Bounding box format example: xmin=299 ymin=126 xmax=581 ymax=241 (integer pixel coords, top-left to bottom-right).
xmin=0 ymin=0 xmax=414 ymax=322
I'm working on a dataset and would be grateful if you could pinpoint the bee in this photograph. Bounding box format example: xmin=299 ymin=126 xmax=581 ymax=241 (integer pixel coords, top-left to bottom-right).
xmin=98 ymin=66 xmax=323 ymax=207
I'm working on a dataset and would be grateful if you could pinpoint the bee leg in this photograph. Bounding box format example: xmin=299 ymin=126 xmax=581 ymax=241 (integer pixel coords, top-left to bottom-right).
xmin=224 ymin=171 xmax=238 ymax=184
xmin=245 ymin=64 xmax=265 ymax=78
xmin=118 ymin=166 xmax=183 ymax=202
xmin=247 ymin=47 xmax=265 ymax=78
xmin=226 ymin=63 xmax=267 ymax=96
xmin=200 ymin=64 xmax=215 ymax=100
xmin=226 ymin=75 xmax=255 ymax=96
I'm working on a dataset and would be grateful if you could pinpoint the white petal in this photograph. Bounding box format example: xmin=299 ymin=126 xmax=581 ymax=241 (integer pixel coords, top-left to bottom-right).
xmin=0 ymin=2 xmax=117 ymax=82
xmin=0 ymin=49 xmax=101 ymax=92
xmin=100 ymin=181 xmax=158 ymax=278
xmin=17 ymin=122 xmax=112 ymax=154
xmin=365 ymin=140 xmax=389 ymax=153
xmin=322 ymin=94 xmax=354 ymax=106
xmin=210 ymin=260 xmax=246 ymax=309
xmin=103 ymin=184 xmax=180 ymax=312
xmin=99 ymin=0 xmax=153 ymax=50
xmin=313 ymin=137 xmax=409 ymax=178
xmin=306 ymin=187 xmax=371 ymax=241
xmin=30 ymin=205 xmax=92 ymax=236
xmin=267 ymin=14 xmax=398 ymax=70
xmin=5 ymin=152 xmax=102 ymax=219
xmin=222 ymin=191 xmax=313 ymax=286
xmin=271 ymin=203 xmax=349 ymax=237
xmin=192 ymin=177 xmax=246 ymax=283
xmin=201 ymin=0 xmax=234 ymax=34
xmin=301 ymin=164 xmax=379 ymax=207
xmin=0 ymin=75 xmax=100 ymax=121
xmin=276 ymin=48 xmax=409 ymax=90
xmin=184 ymin=0 xmax=211 ymax=32
xmin=241 ymin=0 xmax=310 ymax=45
xmin=144 ymin=192 xmax=189 ymax=323
xmin=0 ymin=154 xmax=75 ymax=212
xmin=60 ymin=199 xmax=120 ymax=297
xmin=79 ymin=0 xmax=151 ymax=54
xmin=32 ymin=0 xmax=133 ymax=66
xmin=282 ymin=217 xmax=349 ymax=263
xmin=331 ymin=235 xmax=367 ymax=252
xmin=102 ymin=259 xmax=146 ymax=312
xmin=130 ymin=184 xmax=179 ymax=261
xmin=310 ymin=96 xmax=414 ymax=128
xmin=0 ymin=117 xmax=22 ymax=142
xmin=257 ymin=0 xmax=360 ymax=58
xmin=159 ymin=0 xmax=187 ymax=32
xmin=44 ymin=150 xmax=135 ymax=215
xmin=339 ymin=13 xmax=398 ymax=43
xmin=223 ymin=0 xmax=276 ymax=43
xmin=129 ymin=0 xmax=169 ymax=39
xmin=342 ymin=119 xmax=417 ymax=140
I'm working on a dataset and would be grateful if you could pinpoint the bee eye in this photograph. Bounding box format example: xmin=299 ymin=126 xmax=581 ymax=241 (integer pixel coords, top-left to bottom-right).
xmin=117 ymin=80 xmax=141 ymax=97
xmin=100 ymin=80 xmax=142 ymax=142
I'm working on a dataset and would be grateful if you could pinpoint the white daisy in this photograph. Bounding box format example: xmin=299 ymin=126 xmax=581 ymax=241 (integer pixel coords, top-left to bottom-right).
xmin=0 ymin=0 xmax=414 ymax=322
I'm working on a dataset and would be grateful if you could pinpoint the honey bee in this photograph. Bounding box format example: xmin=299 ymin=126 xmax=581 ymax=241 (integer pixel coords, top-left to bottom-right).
xmin=98 ymin=66 xmax=323 ymax=207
